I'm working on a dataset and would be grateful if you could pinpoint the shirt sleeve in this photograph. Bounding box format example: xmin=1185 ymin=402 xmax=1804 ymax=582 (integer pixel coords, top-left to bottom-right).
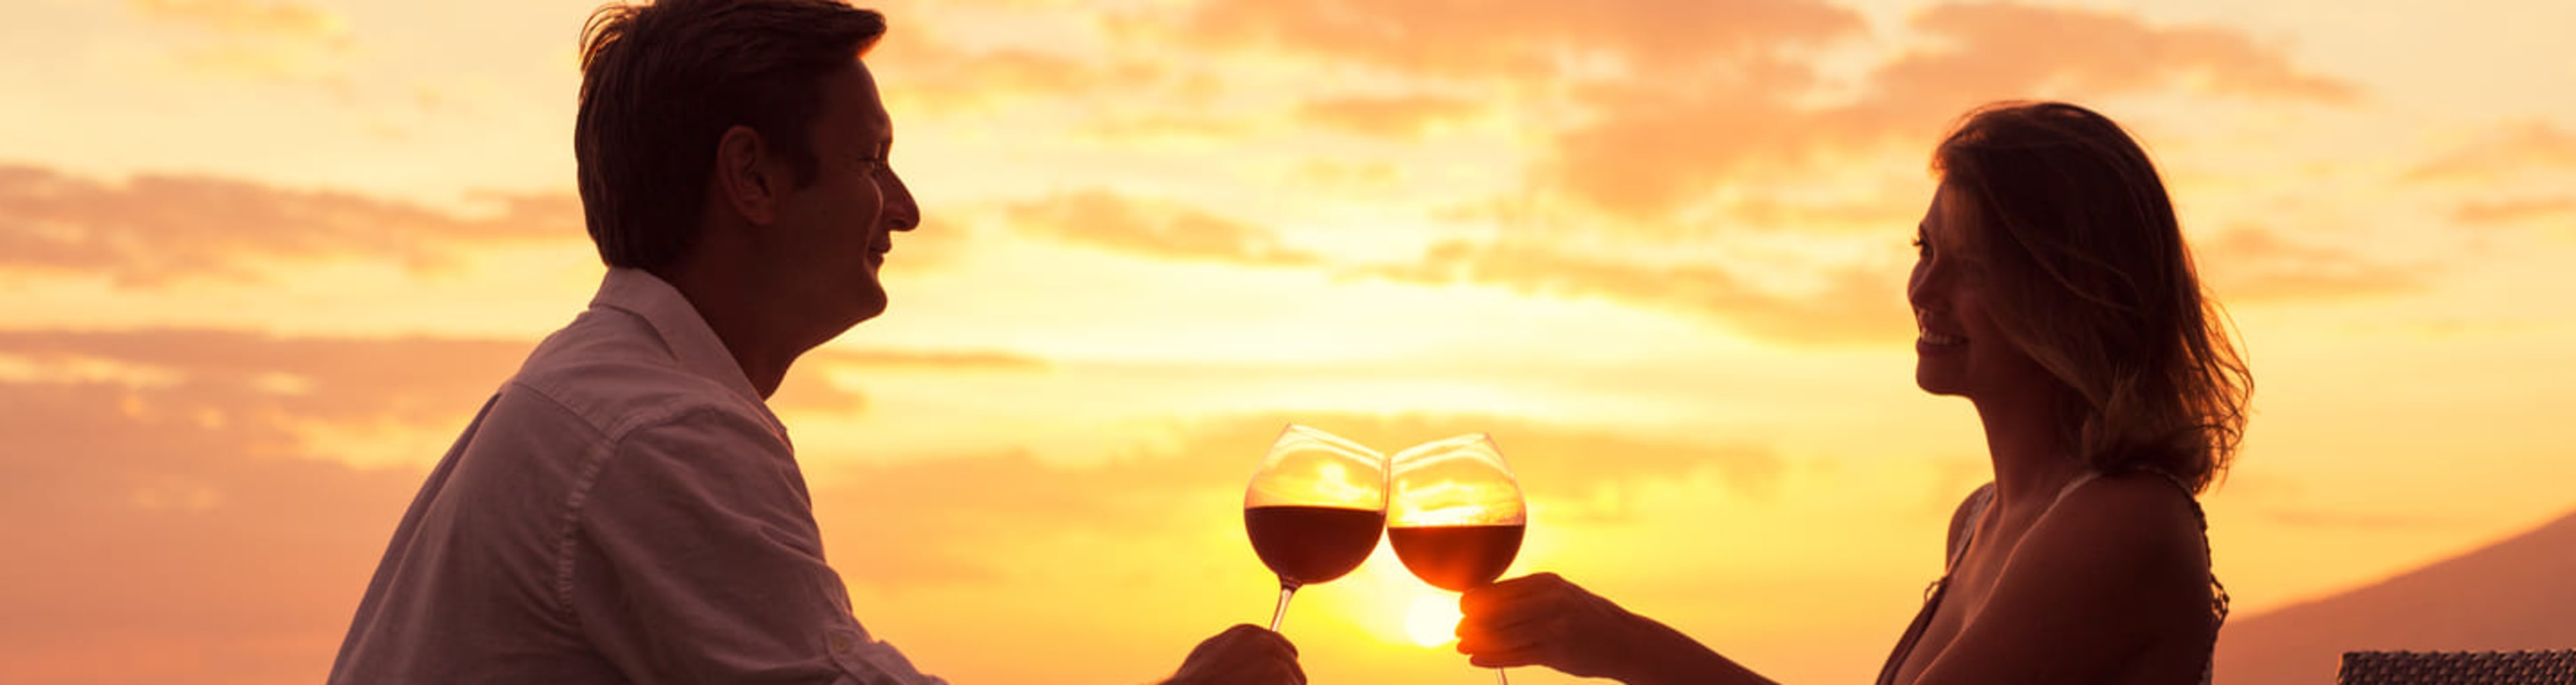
xmin=566 ymin=405 xmax=944 ymax=685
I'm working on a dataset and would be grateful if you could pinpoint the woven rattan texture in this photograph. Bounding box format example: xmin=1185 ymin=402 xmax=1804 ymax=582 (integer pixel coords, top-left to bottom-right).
xmin=2338 ymin=650 xmax=2576 ymax=684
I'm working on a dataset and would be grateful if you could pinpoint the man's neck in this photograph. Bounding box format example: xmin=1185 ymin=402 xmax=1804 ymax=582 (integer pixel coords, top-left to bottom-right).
xmin=647 ymin=261 xmax=800 ymax=400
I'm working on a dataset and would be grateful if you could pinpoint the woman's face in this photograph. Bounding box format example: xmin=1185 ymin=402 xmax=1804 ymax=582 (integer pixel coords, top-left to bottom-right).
xmin=1907 ymin=184 xmax=2057 ymax=403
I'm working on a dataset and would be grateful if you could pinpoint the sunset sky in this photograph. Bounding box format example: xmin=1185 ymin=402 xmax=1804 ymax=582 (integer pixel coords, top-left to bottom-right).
xmin=5 ymin=0 xmax=2574 ymax=683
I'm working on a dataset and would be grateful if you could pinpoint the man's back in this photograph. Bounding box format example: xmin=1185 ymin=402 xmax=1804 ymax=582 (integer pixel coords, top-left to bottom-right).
xmin=329 ymin=268 xmax=938 ymax=684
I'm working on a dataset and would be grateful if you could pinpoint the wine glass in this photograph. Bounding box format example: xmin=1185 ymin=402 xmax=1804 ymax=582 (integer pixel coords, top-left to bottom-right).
xmin=1243 ymin=423 xmax=1389 ymax=633
xmin=1387 ymin=433 xmax=1525 ymax=684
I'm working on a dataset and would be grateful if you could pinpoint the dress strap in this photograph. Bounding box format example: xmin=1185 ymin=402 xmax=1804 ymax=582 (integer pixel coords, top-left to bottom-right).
xmin=1944 ymin=483 xmax=1997 ymax=572
xmin=2135 ymin=467 xmax=2230 ymax=685
xmin=2044 ymin=470 xmax=2102 ymax=513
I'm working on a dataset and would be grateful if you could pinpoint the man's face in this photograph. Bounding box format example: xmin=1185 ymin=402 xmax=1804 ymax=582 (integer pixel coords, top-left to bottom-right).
xmin=769 ymin=58 xmax=918 ymax=332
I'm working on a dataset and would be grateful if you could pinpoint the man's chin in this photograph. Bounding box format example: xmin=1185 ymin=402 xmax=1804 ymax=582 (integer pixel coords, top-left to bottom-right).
xmin=848 ymin=289 xmax=890 ymax=323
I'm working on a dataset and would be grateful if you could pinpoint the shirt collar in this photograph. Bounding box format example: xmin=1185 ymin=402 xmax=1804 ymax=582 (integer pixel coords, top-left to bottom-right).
xmin=588 ymin=267 xmax=768 ymax=409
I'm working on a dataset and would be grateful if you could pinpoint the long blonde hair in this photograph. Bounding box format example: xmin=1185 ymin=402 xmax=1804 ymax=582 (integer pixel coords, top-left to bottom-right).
xmin=1933 ymin=101 xmax=2251 ymax=493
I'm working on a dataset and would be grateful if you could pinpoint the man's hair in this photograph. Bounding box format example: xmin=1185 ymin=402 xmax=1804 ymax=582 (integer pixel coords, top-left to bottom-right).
xmin=575 ymin=0 xmax=887 ymax=270
xmin=1933 ymin=101 xmax=2253 ymax=494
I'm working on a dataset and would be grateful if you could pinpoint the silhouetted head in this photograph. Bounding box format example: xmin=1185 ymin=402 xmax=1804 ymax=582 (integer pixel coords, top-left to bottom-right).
xmin=574 ymin=0 xmax=908 ymax=272
xmin=1908 ymin=101 xmax=2250 ymax=492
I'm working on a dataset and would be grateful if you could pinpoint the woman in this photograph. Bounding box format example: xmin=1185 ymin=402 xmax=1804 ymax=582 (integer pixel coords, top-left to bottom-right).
xmin=1456 ymin=101 xmax=2247 ymax=684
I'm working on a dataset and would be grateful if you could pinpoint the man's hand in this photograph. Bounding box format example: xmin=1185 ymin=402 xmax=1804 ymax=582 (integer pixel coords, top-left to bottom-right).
xmin=1165 ymin=624 xmax=1303 ymax=685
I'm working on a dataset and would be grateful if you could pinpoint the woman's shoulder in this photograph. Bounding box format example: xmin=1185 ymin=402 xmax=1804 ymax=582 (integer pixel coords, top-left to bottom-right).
xmin=2051 ymin=472 xmax=2206 ymax=535
xmin=2013 ymin=471 xmax=2213 ymax=603
xmin=1945 ymin=482 xmax=1997 ymax=560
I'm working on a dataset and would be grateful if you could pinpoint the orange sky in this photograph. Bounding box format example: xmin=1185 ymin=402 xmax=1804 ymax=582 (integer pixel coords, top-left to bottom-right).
xmin=5 ymin=0 xmax=2575 ymax=683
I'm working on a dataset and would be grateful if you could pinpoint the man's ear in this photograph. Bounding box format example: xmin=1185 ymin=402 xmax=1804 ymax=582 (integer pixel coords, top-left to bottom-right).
xmin=712 ymin=125 xmax=781 ymax=225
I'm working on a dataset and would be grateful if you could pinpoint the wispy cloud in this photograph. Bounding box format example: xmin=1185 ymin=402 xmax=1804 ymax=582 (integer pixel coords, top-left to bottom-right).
xmin=0 ymin=328 xmax=924 ymax=458
xmin=1297 ymin=94 xmax=1484 ymax=139
xmin=1169 ymin=0 xmax=1863 ymax=80
xmin=2197 ymin=225 xmax=2426 ymax=303
xmin=875 ymin=27 xmax=1185 ymax=115
xmin=0 ymin=374 xmax=431 ymax=682
xmin=2262 ymin=507 xmax=2455 ymax=530
xmin=1541 ymin=2 xmax=2359 ymax=223
xmin=807 ymin=348 xmax=1051 ymax=372
xmin=129 ymin=0 xmax=345 ymax=37
xmin=1004 ymin=189 xmax=1322 ymax=266
xmin=126 ymin=0 xmax=354 ymax=83
xmin=1862 ymin=3 xmax=2359 ymax=109
xmin=817 ymin=411 xmax=1780 ymax=587
xmin=0 ymin=164 xmax=580 ymax=286
xmin=0 ymin=328 xmax=529 ymax=429
xmin=2406 ymin=121 xmax=2576 ymax=183
xmin=0 ymin=326 xmax=883 ymax=680
xmin=0 ymin=327 xmax=517 ymax=680
xmin=2451 ymin=197 xmax=2576 ymax=228
xmin=1356 ymin=240 xmax=1907 ymax=345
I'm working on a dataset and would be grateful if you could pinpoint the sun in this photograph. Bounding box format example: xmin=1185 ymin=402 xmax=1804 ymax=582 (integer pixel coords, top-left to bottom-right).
xmin=1404 ymin=594 xmax=1463 ymax=647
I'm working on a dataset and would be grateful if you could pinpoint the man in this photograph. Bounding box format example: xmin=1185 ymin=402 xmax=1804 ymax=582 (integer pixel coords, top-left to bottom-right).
xmin=328 ymin=1 xmax=1303 ymax=682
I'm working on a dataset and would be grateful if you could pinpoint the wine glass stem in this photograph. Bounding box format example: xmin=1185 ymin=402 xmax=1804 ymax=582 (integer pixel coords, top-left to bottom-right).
xmin=1494 ymin=668 xmax=1509 ymax=684
xmin=1267 ymin=580 xmax=1301 ymax=632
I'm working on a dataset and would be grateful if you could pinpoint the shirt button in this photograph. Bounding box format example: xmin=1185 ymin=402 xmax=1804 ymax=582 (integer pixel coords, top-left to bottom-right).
xmin=828 ymin=631 xmax=855 ymax=653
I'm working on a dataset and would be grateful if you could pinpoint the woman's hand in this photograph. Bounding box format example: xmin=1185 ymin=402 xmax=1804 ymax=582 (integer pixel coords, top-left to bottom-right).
xmin=1459 ymin=573 xmax=1772 ymax=685
xmin=1456 ymin=572 xmax=1654 ymax=679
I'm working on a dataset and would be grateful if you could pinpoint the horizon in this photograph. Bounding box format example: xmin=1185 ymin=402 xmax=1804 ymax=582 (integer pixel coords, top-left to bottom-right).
xmin=5 ymin=0 xmax=2574 ymax=683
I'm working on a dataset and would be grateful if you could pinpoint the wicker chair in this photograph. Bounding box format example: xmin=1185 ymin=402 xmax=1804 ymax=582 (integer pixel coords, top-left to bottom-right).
xmin=2338 ymin=650 xmax=2576 ymax=684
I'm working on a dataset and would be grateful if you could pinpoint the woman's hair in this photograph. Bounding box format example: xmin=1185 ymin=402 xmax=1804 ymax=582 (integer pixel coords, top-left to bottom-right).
xmin=1933 ymin=101 xmax=2251 ymax=493
xmin=573 ymin=0 xmax=888 ymax=271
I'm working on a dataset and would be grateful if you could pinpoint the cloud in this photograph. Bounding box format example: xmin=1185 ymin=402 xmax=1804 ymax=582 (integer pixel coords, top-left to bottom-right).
xmin=1138 ymin=1 xmax=2354 ymax=228
xmin=0 ymin=330 xmax=488 ymax=682
xmin=0 ymin=325 xmax=1028 ymax=678
xmin=0 ymin=325 xmax=1780 ymax=682
xmin=1858 ymin=3 xmax=2358 ymax=111
xmin=816 ymin=411 xmax=1780 ymax=587
xmin=1170 ymin=0 xmax=1863 ymax=80
xmin=873 ymin=34 xmax=1183 ymax=115
xmin=0 ymin=328 xmax=529 ymax=430
xmin=129 ymin=0 xmax=345 ymax=37
xmin=1003 ymin=189 xmax=1322 ymax=266
xmin=2406 ymin=121 xmax=2576 ymax=183
xmin=1356 ymin=239 xmax=1909 ymax=346
xmin=0 ymin=375 xmax=430 ymax=684
xmin=770 ymin=348 xmax=1050 ymax=418
xmin=1538 ymin=2 xmax=2359 ymax=223
xmin=806 ymin=348 xmax=1051 ymax=372
xmin=1297 ymin=94 xmax=1484 ymax=138
xmin=127 ymin=0 xmax=354 ymax=83
xmin=0 ymin=313 xmax=1807 ymax=685
xmin=0 ymin=328 xmax=901 ymax=462
xmin=2195 ymin=225 xmax=2426 ymax=303
xmin=2451 ymin=197 xmax=2576 ymax=227
xmin=2262 ymin=507 xmax=2455 ymax=530
xmin=0 ymin=164 xmax=580 ymax=286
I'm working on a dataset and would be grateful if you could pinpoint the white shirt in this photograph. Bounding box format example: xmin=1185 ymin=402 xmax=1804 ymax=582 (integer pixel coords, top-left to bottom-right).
xmin=331 ymin=268 xmax=943 ymax=685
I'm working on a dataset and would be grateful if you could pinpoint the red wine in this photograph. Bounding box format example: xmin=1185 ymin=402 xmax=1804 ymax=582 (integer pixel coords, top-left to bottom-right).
xmin=1244 ymin=505 xmax=1385 ymax=585
xmin=1388 ymin=524 xmax=1524 ymax=592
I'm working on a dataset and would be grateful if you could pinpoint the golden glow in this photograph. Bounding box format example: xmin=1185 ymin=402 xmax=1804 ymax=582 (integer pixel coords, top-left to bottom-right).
xmin=7 ymin=1 xmax=2576 ymax=684
xmin=1405 ymin=595 xmax=1464 ymax=647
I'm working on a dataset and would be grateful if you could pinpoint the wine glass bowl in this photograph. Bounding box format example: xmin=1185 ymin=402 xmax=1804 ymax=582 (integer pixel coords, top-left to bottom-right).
xmin=1243 ymin=424 xmax=1389 ymax=631
xmin=1387 ymin=433 xmax=1524 ymax=684
xmin=1387 ymin=433 xmax=1525 ymax=592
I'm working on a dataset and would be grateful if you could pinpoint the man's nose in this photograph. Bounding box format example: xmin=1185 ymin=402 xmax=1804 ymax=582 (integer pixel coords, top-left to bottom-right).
xmin=884 ymin=172 xmax=920 ymax=231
